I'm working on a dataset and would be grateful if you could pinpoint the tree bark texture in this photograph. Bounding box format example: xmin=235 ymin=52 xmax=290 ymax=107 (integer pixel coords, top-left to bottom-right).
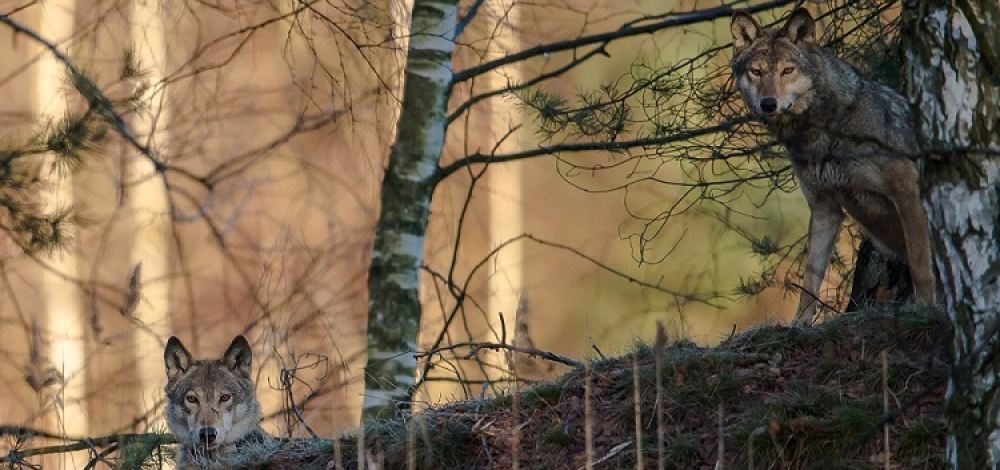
xmin=901 ymin=0 xmax=1000 ymax=467
xmin=847 ymin=238 xmax=913 ymax=311
xmin=364 ymin=0 xmax=459 ymax=417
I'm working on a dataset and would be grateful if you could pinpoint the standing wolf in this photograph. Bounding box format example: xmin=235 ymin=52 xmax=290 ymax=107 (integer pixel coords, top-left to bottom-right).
xmin=164 ymin=335 xmax=274 ymax=469
xmin=729 ymin=9 xmax=935 ymax=325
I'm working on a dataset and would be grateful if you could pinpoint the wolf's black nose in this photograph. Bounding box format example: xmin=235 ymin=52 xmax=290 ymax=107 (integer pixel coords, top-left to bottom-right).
xmin=198 ymin=427 xmax=218 ymax=444
xmin=760 ymin=98 xmax=778 ymax=113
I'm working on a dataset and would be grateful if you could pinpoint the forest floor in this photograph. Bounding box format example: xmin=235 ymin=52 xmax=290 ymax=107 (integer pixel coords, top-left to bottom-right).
xmin=125 ymin=305 xmax=950 ymax=470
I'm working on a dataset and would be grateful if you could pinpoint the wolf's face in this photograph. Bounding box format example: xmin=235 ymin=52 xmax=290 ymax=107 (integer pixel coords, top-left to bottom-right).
xmin=164 ymin=336 xmax=261 ymax=453
xmin=731 ymin=9 xmax=818 ymax=119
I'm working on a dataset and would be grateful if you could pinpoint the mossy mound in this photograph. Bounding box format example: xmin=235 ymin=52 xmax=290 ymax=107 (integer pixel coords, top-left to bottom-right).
xmin=128 ymin=305 xmax=949 ymax=470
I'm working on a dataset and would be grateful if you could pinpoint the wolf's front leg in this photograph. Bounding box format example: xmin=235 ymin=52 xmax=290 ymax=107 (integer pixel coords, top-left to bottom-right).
xmin=793 ymin=204 xmax=845 ymax=325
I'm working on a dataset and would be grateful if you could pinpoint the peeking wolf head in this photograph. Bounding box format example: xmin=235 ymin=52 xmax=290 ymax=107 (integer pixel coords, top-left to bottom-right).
xmin=164 ymin=335 xmax=265 ymax=455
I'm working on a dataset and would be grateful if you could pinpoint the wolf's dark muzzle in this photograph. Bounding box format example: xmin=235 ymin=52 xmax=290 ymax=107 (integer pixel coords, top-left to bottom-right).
xmin=760 ymin=97 xmax=778 ymax=113
xmin=198 ymin=427 xmax=218 ymax=444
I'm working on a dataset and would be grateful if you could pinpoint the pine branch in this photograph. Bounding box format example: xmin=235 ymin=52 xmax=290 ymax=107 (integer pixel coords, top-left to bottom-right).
xmin=0 ymin=13 xmax=161 ymax=170
xmin=0 ymin=428 xmax=174 ymax=464
xmin=416 ymin=341 xmax=583 ymax=368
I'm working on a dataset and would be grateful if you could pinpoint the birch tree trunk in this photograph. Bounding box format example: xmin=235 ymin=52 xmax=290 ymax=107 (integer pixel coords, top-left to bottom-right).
xmin=901 ymin=0 xmax=1000 ymax=467
xmin=364 ymin=0 xmax=458 ymax=416
xmin=34 ymin=0 xmax=86 ymax=452
xmin=130 ymin=0 xmax=173 ymax=424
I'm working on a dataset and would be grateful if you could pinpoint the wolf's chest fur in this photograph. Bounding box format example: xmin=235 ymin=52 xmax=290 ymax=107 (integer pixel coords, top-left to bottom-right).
xmin=779 ymin=121 xmax=909 ymax=256
xmin=794 ymin=157 xmax=897 ymax=228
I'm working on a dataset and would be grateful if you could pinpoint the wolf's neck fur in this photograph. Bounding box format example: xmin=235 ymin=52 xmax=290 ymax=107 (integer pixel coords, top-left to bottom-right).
xmin=772 ymin=52 xmax=860 ymax=129
xmin=766 ymin=51 xmax=865 ymax=160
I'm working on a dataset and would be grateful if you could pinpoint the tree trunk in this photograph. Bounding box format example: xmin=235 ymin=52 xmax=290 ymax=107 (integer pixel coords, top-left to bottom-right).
xmin=485 ymin=0 xmax=523 ymax=388
xmin=35 ymin=0 xmax=87 ymax=447
xmin=901 ymin=0 xmax=1000 ymax=467
xmin=130 ymin=0 xmax=173 ymax=428
xmin=364 ymin=0 xmax=458 ymax=417
xmin=847 ymin=238 xmax=913 ymax=311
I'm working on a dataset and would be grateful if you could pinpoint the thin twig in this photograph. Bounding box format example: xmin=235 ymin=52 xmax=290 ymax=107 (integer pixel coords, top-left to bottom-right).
xmin=577 ymin=440 xmax=633 ymax=470
xmin=416 ymin=341 xmax=582 ymax=368
xmin=584 ymin=362 xmax=593 ymax=470
xmin=0 ymin=426 xmax=72 ymax=442
xmin=655 ymin=323 xmax=666 ymax=470
xmin=787 ymin=281 xmax=844 ymax=318
xmin=591 ymin=344 xmax=607 ymax=360
xmin=273 ymin=352 xmax=329 ymax=439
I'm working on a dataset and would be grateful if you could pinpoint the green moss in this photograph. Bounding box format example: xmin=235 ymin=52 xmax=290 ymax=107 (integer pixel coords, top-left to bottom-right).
xmin=362 ymin=416 xmax=479 ymax=470
xmin=902 ymin=418 xmax=946 ymax=448
xmin=662 ymin=433 xmax=700 ymax=469
xmin=899 ymin=418 xmax=948 ymax=469
xmin=522 ymin=381 xmax=565 ymax=405
xmin=739 ymin=325 xmax=801 ymax=354
xmin=539 ymin=421 xmax=576 ymax=447
xmin=829 ymin=403 xmax=882 ymax=436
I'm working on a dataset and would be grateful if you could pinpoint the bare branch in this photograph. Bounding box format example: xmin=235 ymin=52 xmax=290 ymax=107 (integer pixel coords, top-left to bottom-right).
xmin=449 ymin=0 xmax=796 ymax=88
xmin=0 ymin=430 xmax=173 ymax=464
xmin=416 ymin=341 xmax=583 ymax=368
xmin=434 ymin=119 xmax=748 ymax=184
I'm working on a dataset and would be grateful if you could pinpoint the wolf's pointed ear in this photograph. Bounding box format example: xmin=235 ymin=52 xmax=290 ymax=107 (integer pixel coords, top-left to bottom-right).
xmin=781 ymin=8 xmax=816 ymax=45
xmin=165 ymin=336 xmax=193 ymax=382
xmin=731 ymin=11 xmax=762 ymax=55
xmin=223 ymin=335 xmax=252 ymax=378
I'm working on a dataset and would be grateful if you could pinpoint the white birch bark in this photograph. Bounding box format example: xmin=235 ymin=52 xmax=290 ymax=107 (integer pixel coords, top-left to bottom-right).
xmin=901 ymin=0 xmax=1000 ymax=467
xmin=364 ymin=0 xmax=459 ymax=416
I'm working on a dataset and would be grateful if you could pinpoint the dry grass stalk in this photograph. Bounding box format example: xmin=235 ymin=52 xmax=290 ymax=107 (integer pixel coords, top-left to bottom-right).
xmin=882 ymin=350 xmax=890 ymax=470
xmin=584 ymin=361 xmax=593 ymax=470
xmin=655 ymin=322 xmax=667 ymax=469
xmin=633 ymin=356 xmax=644 ymax=470
xmin=715 ymin=403 xmax=724 ymax=470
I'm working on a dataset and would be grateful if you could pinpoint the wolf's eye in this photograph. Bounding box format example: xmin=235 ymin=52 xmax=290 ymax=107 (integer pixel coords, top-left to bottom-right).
xmin=220 ymin=394 xmax=231 ymax=402
xmin=750 ymin=68 xmax=763 ymax=77
xmin=782 ymin=67 xmax=796 ymax=75
xmin=185 ymin=395 xmax=198 ymax=404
